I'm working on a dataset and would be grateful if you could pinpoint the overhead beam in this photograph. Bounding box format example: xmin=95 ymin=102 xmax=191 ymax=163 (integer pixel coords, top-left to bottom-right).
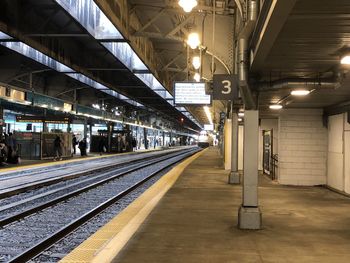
xmin=25 ymin=33 xmax=91 ymax=37
xmin=133 ymin=3 xmax=228 ymax=14
xmin=86 ymin=68 xmax=129 ymax=72
xmin=250 ymin=0 xmax=297 ymax=72
xmin=135 ymin=8 xmax=167 ymax=34
xmin=165 ymin=14 xmax=194 ymax=37
xmin=133 ymin=31 xmax=183 ymax=42
xmin=163 ymin=52 xmax=183 ymax=69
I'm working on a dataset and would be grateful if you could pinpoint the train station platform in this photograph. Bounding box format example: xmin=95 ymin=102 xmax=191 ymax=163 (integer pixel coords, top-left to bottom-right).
xmin=62 ymin=147 xmax=350 ymax=263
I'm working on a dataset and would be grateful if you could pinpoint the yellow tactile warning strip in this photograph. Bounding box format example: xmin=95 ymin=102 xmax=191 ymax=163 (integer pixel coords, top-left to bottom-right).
xmin=0 ymin=148 xmax=161 ymax=173
xmin=60 ymin=148 xmax=206 ymax=263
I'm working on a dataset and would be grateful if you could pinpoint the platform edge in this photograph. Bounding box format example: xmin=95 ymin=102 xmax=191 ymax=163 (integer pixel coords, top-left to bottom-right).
xmin=60 ymin=148 xmax=206 ymax=263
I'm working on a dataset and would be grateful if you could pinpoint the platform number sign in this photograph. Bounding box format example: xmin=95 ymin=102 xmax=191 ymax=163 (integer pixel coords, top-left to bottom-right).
xmin=213 ymin=74 xmax=238 ymax=100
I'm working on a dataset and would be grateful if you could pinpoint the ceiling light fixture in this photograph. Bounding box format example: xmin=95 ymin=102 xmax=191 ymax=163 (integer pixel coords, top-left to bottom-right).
xmin=269 ymin=104 xmax=283 ymax=110
xmin=340 ymin=55 xmax=350 ymax=65
xmin=238 ymin=118 xmax=243 ymax=122
xmin=203 ymin=106 xmax=213 ymax=124
xmin=291 ymin=90 xmax=310 ymax=96
xmin=238 ymin=112 xmax=245 ymax=117
xmin=193 ymin=73 xmax=201 ymax=82
xmin=187 ymin=32 xmax=200 ymax=49
xmin=178 ymin=0 xmax=198 ymax=13
xmin=192 ymin=56 xmax=201 ymax=69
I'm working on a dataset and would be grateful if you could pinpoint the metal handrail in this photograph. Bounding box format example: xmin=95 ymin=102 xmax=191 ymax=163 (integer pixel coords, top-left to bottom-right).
xmin=271 ymin=154 xmax=278 ymax=180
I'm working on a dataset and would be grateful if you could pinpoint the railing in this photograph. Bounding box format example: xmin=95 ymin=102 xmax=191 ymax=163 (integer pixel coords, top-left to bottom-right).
xmin=271 ymin=154 xmax=278 ymax=180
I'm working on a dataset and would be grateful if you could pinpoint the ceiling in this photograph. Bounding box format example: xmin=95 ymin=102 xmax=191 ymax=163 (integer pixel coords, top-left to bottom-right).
xmin=128 ymin=0 xmax=236 ymax=124
xmin=0 ymin=0 xmax=203 ymax=131
xmin=2 ymin=0 xmax=350 ymax=127
xmin=252 ymin=0 xmax=350 ymax=117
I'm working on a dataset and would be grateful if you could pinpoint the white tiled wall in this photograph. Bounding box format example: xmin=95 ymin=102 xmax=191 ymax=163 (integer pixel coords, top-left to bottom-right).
xmin=278 ymin=109 xmax=327 ymax=186
xmin=326 ymin=112 xmax=350 ymax=195
xmin=327 ymin=114 xmax=344 ymax=191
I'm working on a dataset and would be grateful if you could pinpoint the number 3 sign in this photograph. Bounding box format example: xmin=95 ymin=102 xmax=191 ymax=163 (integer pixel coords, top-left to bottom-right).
xmin=212 ymin=74 xmax=239 ymax=100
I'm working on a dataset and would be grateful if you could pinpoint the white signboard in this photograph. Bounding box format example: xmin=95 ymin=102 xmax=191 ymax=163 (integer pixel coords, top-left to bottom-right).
xmin=204 ymin=124 xmax=214 ymax=131
xmin=174 ymin=82 xmax=211 ymax=105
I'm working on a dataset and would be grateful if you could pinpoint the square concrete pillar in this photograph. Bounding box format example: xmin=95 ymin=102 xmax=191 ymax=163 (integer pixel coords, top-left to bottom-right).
xmin=229 ymin=107 xmax=240 ymax=184
xmin=238 ymin=110 xmax=262 ymax=229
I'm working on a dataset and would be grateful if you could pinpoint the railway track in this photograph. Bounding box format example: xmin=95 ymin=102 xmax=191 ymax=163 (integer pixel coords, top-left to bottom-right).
xmin=0 ymin=147 xmax=189 ymax=199
xmin=0 ymin=147 xmax=200 ymax=263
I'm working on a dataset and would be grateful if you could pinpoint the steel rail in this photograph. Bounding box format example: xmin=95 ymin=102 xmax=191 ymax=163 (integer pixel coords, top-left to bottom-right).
xmin=0 ymin=148 xmax=196 ymax=227
xmin=0 ymin=148 xmax=187 ymax=199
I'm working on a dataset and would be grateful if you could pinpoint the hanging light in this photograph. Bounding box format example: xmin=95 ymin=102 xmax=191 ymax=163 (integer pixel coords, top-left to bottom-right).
xmin=178 ymin=0 xmax=198 ymax=13
xmin=187 ymin=32 xmax=200 ymax=49
xmin=291 ymin=90 xmax=310 ymax=96
xmin=269 ymin=104 xmax=283 ymax=110
xmin=193 ymin=73 xmax=201 ymax=82
xmin=340 ymin=54 xmax=350 ymax=65
xmin=192 ymin=56 xmax=201 ymax=69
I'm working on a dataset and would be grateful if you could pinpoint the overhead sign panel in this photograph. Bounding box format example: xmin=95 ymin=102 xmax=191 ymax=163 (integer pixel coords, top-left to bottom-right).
xmin=213 ymin=74 xmax=239 ymax=100
xmin=174 ymin=82 xmax=211 ymax=105
xmin=204 ymin=124 xmax=214 ymax=131
xmin=16 ymin=115 xmax=70 ymax=124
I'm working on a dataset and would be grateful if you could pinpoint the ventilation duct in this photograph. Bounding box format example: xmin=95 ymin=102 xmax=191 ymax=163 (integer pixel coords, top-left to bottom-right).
xmin=237 ymin=0 xmax=258 ymax=110
xmin=258 ymin=78 xmax=339 ymax=92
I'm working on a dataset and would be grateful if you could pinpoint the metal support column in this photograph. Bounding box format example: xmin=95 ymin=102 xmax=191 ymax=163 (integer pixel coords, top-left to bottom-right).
xmin=170 ymin=131 xmax=173 ymax=146
xmin=229 ymin=103 xmax=240 ymax=184
xmin=83 ymin=119 xmax=88 ymax=139
xmin=238 ymin=110 xmax=262 ymax=229
xmin=143 ymin=127 xmax=148 ymax=149
xmin=67 ymin=123 xmax=71 ymax=133
xmin=43 ymin=109 xmax=48 ymax=132
xmin=0 ymin=106 xmax=3 ymax=140
xmin=107 ymin=122 xmax=114 ymax=152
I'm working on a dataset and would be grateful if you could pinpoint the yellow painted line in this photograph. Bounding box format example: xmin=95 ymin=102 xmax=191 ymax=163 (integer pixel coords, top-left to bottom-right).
xmin=0 ymin=149 xmax=160 ymax=173
xmin=60 ymin=148 xmax=206 ymax=263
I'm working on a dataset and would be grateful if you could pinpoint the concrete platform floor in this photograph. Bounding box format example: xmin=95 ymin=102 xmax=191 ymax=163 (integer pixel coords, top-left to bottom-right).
xmin=113 ymin=147 xmax=350 ymax=263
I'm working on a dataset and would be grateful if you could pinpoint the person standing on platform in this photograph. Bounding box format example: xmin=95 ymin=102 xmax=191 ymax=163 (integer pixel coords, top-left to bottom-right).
xmin=0 ymin=138 xmax=8 ymax=165
xmin=72 ymin=134 xmax=77 ymax=155
xmin=53 ymin=135 xmax=63 ymax=161
xmin=5 ymin=133 xmax=17 ymax=162
xmin=132 ymin=137 xmax=137 ymax=152
xmin=98 ymin=136 xmax=106 ymax=156
xmin=79 ymin=137 xmax=87 ymax=156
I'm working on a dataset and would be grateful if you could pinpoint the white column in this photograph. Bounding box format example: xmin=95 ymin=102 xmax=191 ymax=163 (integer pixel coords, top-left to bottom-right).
xmin=229 ymin=105 xmax=240 ymax=184
xmin=238 ymin=110 xmax=261 ymax=229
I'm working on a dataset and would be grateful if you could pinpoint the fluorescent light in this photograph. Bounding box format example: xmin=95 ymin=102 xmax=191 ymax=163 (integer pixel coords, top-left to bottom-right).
xmin=92 ymin=104 xmax=100 ymax=109
xmin=291 ymin=90 xmax=310 ymax=96
xmin=187 ymin=32 xmax=200 ymax=49
xmin=192 ymin=56 xmax=201 ymax=69
xmin=203 ymin=106 xmax=213 ymax=124
xmin=341 ymin=55 xmax=350 ymax=65
xmin=178 ymin=0 xmax=198 ymax=12
xmin=238 ymin=112 xmax=245 ymax=117
xmin=269 ymin=104 xmax=283 ymax=110
xmin=193 ymin=73 xmax=201 ymax=82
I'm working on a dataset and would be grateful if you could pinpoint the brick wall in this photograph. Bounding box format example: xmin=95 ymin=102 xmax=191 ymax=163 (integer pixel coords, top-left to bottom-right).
xmin=278 ymin=109 xmax=327 ymax=186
